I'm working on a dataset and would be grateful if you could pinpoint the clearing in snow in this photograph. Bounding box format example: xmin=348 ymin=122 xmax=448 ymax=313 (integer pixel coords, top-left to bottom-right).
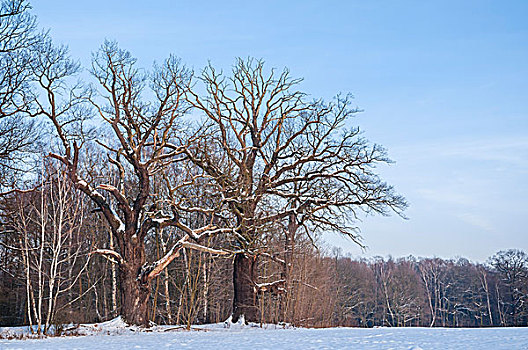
xmin=1 ymin=318 xmax=528 ymax=350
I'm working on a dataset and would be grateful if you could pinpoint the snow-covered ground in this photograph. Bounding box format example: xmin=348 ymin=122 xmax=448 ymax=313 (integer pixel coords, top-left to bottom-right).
xmin=1 ymin=319 xmax=527 ymax=350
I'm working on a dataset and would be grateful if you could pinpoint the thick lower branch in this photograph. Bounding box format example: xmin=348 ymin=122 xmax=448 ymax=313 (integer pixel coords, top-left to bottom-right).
xmin=256 ymin=279 xmax=286 ymax=294
xmin=138 ymin=234 xmax=229 ymax=284
xmin=91 ymin=249 xmax=125 ymax=265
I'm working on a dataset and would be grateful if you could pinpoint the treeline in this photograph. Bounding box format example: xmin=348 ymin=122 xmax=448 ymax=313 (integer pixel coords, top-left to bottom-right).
xmin=329 ymin=249 xmax=528 ymax=328
xmin=0 ymin=171 xmax=526 ymax=328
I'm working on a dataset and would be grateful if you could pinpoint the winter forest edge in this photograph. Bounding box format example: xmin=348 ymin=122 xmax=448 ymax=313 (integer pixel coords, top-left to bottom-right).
xmin=0 ymin=0 xmax=527 ymax=336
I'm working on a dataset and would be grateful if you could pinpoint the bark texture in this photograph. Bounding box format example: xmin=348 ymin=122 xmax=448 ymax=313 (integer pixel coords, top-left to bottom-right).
xmin=232 ymin=253 xmax=257 ymax=323
xmin=119 ymin=239 xmax=149 ymax=326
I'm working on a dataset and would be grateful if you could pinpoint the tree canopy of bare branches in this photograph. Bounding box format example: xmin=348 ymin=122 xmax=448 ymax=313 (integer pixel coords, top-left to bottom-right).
xmin=0 ymin=0 xmax=42 ymax=189
xmin=36 ymin=40 xmax=231 ymax=326
xmin=185 ymin=58 xmax=407 ymax=322
xmin=0 ymin=1 xmax=407 ymax=326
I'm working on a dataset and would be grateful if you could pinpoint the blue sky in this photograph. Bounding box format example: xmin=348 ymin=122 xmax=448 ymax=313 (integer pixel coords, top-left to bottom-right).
xmin=32 ymin=0 xmax=528 ymax=261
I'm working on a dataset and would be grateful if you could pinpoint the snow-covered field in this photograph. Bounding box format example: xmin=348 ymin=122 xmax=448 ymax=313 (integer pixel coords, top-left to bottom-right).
xmin=1 ymin=320 xmax=527 ymax=350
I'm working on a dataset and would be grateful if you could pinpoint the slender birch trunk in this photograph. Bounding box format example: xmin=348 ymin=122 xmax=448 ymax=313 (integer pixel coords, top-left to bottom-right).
xmin=109 ymin=230 xmax=118 ymax=315
xmin=203 ymin=257 xmax=208 ymax=323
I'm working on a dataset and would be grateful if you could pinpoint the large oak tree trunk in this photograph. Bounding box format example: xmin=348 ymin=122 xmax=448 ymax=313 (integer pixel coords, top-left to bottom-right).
xmin=119 ymin=240 xmax=150 ymax=326
xmin=232 ymin=253 xmax=257 ymax=323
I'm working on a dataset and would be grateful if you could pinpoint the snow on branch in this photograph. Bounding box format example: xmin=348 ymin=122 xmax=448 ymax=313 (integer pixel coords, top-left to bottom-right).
xmin=258 ymin=251 xmax=286 ymax=265
xmin=91 ymin=249 xmax=125 ymax=265
xmin=256 ymin=279 xmax=286 ymax=294
xmin=181 ymin=241 xmax=229 ymax=256
xmin=139 ymin=229 xmax=231 ymax=284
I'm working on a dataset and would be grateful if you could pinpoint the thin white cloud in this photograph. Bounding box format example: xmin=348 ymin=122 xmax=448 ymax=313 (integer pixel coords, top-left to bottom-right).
xmin=439 ymin=138 xmax=528 ymax=168
xmin=393 ymin=136 xmax=528 ymax=169
xmin=456 ymin=212 xmax=495 ymax=232
xmin=417 ymin=188 xmax=477 ymax=207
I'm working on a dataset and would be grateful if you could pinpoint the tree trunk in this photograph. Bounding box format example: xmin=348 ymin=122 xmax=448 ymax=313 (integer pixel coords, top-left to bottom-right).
xmin=110 ymin=230 xmax=118 ymax=316
xmin=119 ymin=240 xmax=150 ymax=326
xmin=203 ymin=258 xmax=208 ymax=323
xmin=232 ymin=253 xmax=257 ymax=323
xmin=282 ymin=212 xmax=297 ymax=321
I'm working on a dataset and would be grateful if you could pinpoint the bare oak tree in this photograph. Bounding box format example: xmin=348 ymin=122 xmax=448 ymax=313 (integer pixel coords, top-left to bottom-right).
xmin=185 ymin=59 xmax=407 ymax=323
xmin=38 ymin=41 xmax=228 ymax=326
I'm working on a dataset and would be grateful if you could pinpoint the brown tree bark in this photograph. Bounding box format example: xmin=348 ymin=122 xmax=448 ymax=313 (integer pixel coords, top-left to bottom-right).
xmin=118 ymin=239 xmax=150 ymax=326
xmin=232 ymin=253 xmax=257 ymax=323
xmin=119 ymin=267 xmax=149 ymax=326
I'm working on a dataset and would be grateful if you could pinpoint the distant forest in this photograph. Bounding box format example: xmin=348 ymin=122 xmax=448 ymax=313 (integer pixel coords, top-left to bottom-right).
xmin=1 ymin=210 xmax=527 ymax=329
